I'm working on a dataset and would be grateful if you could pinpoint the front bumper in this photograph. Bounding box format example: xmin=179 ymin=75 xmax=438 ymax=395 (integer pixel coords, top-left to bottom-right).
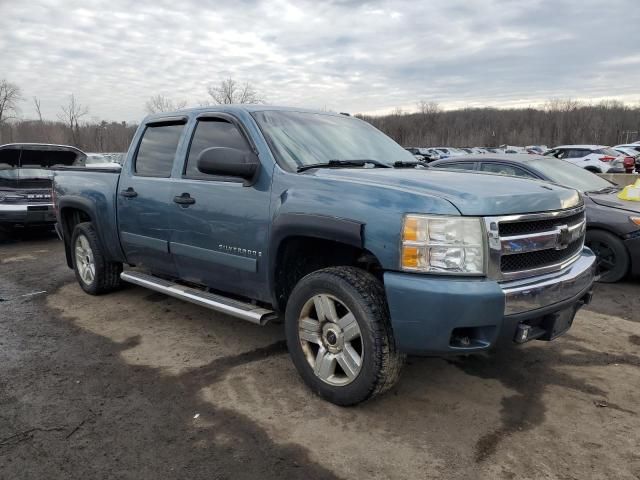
xmin=624 ymin=234 xmax=640 ymax=277
xmin=384 ymin=247 xmax=596 ymax=355
xmin=0 ymin=203 xmax=56 ymax=225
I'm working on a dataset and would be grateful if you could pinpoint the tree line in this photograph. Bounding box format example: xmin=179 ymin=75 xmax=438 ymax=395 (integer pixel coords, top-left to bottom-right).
xmin=1 ymin=77 xmax=639 ymax=152
xmin=360 ymin=99 xmax=640 ymax=147
xmin=0 ymin=77 xmax=264 ymax=152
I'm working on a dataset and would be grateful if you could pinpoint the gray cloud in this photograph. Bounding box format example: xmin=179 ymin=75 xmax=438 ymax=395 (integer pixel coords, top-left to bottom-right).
xmin=0 ymin=0 xmax=638 ymax=121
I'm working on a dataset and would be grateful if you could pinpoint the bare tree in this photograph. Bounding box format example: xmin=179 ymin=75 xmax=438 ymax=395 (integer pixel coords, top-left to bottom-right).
xmin=33 ymin=96 xmax=43 ymax=122
xmin=0 ymin=79 xmax=23 ymax=124
xmin=206 ymin=78 xmax=263 ymax=104
xmin=145 ymin=94 xmax=187 ymax=114
xmin=58 ymin=94 xmax=89 ymax=146
xmin=417 ymin=100 xmax=440 ymax=116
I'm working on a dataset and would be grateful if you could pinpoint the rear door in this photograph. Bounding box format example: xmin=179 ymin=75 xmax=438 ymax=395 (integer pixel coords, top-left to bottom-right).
xmin=117 ymin=118 xmax=187 ymax=277
xmin=169 ymin=114 xmax=272 ymax=300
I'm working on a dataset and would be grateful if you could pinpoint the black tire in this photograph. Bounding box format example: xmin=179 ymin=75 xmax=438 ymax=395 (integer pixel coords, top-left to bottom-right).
xmin=584 ymin=167 xmax=602 ymax=173
xmin=586 ymin=229 xmax=629 ymax=283
xmin=285 ymin=266 xmax=404 ymax=406
xmin=71 ymin=222 xmax=122 ymax=295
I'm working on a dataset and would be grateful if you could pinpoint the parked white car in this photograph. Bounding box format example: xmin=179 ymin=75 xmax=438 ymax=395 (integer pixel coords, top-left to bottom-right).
xmin=544 ymin=145 xmax=626 ymax=173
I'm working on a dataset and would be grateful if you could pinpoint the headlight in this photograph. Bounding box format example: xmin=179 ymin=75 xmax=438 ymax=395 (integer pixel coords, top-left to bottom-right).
xmin=401 ymin=214 xmax=485 ymax=274
xmin=630 ymin=216 xmax=640 ymax=226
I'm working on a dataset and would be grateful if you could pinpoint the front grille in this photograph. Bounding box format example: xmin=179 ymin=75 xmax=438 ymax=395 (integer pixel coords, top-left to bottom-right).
xmin=501 ymin=238 xmax=583 ymax=272
xmin=499 ymin=211 xmax=584 ymax=236
xmin=486 ymin=206 xmax=586 ymax=280
xmin=24 ymin=190 xmax=52 ymax=203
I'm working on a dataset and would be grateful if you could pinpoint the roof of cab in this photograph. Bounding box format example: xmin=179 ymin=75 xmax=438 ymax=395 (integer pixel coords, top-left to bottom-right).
xmin=0 ymin=143 xmax=85 ymax=155
xmin=142 ymin=105 xmax=350 ymax=123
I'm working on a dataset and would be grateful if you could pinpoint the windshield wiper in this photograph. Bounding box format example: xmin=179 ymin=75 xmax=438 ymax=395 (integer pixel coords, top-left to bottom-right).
xmin=297 ymin=159 xmax=392 ymax=172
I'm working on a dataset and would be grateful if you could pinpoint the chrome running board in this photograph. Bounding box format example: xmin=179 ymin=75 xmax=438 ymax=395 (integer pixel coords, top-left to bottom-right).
xmin=120 ymin=271 xmax=277 ymax=325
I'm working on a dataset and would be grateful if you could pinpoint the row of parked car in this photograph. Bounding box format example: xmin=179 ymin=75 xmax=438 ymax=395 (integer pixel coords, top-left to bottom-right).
xmin=407 ymin=143 xmax=640 ymax=174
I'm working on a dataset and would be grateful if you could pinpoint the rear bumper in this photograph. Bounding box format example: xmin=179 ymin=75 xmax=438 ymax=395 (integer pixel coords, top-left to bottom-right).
xmin=384 ymin=247 xmax=596 ymax=355
xmin=0 ymin=203 xmax=56 ymax=225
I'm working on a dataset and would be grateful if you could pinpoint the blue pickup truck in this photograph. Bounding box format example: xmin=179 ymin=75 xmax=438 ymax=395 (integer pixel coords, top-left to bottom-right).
xmin=53 ymin=106 xmax=596 ymax=405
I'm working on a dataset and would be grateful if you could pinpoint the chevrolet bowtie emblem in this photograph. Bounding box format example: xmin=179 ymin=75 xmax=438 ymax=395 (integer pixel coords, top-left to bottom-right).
xmin=555 ymin=225 xmax=571 ymax=250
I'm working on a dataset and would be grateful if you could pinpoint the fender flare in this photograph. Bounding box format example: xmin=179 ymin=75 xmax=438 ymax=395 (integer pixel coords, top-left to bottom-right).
xmin=268 ymin=213 xmax=364 ymax=307
xmin=57 ymin=197 xmax=102 ymax=268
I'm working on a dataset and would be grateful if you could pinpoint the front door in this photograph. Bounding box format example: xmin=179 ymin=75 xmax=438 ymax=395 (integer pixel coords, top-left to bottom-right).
xmin=117 ymin=120 xmax=187 ymax=277
xmin=169 ymin=116 xmax=272 ymax=300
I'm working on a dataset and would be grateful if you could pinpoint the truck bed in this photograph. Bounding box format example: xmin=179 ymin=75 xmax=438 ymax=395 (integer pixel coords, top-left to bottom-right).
xmin=52 ymin=167 xmax=126 ymax=263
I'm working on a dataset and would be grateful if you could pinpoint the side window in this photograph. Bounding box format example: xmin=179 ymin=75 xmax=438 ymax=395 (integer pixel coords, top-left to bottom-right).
xmin=442 ymin=162 xmax=475 ymax=170
xmin=480 ymin=163 xmax=532 ymax=178
xmin=184 ymin=119 xmax=251 ymax=179
xmin=566 ymin=149 xmax=587 ymax=159
xmin=134 ymin=123 xmax=185 ymax=177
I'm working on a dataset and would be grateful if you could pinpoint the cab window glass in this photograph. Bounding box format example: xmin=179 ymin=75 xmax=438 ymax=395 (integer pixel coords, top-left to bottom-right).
xmin=134 ymin=123 xmax=185 ymax=177
xmin=184 ymin=119 xmax=250 ymax=179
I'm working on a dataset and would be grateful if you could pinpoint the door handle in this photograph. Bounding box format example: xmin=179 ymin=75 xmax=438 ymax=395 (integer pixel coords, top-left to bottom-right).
xmin=120 ymin=187 xmax=138 ymax=198
xmin=173 ymin=193 xmax=195 ymax=206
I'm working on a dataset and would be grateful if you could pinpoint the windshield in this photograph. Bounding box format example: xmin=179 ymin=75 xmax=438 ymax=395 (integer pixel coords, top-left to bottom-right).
xmin=528 ymin=158 xmax=612 ymax=192
xmin=252 ymin=111 xmax=414 ymax=171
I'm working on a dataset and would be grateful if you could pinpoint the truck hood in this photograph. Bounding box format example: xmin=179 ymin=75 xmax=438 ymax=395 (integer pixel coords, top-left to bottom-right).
xmin=587 ymin=191 xmax=640 ymax=214
xmin=309 ymin=168 xmax=581 ymax=216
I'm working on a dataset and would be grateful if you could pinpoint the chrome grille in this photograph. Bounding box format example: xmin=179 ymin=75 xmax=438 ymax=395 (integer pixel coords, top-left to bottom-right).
xmin=23 ymin=190 xmax=53 ymax=203
xmin=485 ymin=206 xmax=586 ymax=281
xmin=498 ymin=211 xmax=585 ymax=236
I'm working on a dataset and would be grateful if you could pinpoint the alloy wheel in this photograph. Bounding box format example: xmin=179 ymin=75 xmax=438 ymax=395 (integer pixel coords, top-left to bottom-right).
xmin=298 ymin=294 xmax=363 ymax=386
xmin=74 ymin=234 xmax=96 ymax=285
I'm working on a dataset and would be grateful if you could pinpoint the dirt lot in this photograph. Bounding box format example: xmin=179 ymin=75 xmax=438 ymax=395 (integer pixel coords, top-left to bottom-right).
xmin=1 ymin=230 xmax=639 ymax=480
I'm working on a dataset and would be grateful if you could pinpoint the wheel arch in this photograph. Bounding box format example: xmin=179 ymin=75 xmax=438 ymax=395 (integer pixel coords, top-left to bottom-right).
xmin=58 ymin=198 xmax=97 ymax=268
xmin=268 ymin=213 xmax=383 ymax=311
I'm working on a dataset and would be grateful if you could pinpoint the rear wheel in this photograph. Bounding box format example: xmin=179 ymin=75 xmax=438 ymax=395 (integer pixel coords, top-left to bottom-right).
xmin=586 ymin=229 xmax=629 ymax=283
xmin=71 ymin=222 xmax=122 ymax=294
xmin=285 ymin=266 xmax=404 ymax=406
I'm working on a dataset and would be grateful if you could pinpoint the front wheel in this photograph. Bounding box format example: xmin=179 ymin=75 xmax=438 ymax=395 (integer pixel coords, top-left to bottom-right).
xmin=71 ymin=222 xmax=123 ymax=295
xmin=285 ymin=267 xmax=404 ymax=406
xmin=586 ymin=229 xmax=629 ymax=283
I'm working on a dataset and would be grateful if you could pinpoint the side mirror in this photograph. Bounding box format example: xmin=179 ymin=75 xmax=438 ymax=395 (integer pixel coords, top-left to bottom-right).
xmin=197 ymin=147 xmax=259 ymax=182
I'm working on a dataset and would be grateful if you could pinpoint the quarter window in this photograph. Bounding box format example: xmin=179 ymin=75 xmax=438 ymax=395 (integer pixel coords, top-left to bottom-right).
xmin=184 ymin=119 xmax=251 ymax=179
xmin=134 ymin=123 xmax=185 ymax=177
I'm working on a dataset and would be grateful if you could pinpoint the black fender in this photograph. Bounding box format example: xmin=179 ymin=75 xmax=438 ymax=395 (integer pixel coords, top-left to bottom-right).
xmin=268 ymin=213 xmax=364 ymax=307
xmin=57 ymin=196 xmax=102 ymax=268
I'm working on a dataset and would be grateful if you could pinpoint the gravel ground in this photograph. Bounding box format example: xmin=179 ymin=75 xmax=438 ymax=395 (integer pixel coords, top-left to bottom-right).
xmin=1 ymin=230 xmax=639 ymax=480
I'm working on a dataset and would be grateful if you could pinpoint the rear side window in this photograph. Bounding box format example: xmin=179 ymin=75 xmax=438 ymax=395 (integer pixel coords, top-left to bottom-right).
xmin=134 ymin=123 xmax=185 ymax=177
xmin=566 ymin=149 xmax=590 ymax=159
xmin=480 ymin=163 xmax=533 ymax=178
xmin=441 ymin=162 xmax=475 ymax=170
xmin=184 ymin=119 xmax=250 ymax=179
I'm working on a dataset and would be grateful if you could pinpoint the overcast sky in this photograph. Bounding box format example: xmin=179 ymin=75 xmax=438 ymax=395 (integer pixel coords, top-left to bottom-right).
xmin=1 ymin=0 xmax=639 ymax=121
